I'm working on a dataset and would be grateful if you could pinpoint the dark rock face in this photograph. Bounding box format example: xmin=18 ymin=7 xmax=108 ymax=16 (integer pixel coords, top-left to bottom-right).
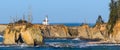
xmin=68 ymin=27 xmax=78 ymax=37
xmin=41 ymin=25 xmax=70 ymax=37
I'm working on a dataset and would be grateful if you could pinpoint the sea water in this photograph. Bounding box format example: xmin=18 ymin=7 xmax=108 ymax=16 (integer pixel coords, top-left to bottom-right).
xmin=1 ymin=38 xmax=120 ymax=50
xmin=0 ymin=23 xmax=120 ymax=50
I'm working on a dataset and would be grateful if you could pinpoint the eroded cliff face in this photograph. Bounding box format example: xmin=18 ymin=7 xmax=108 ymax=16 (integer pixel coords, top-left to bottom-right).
xmin=111 ymin=21 xmax=120 ymax=43
xmin=68 ymin=24 xmax=107 ymax=40
xmin=40 ymin=25 xmax=70 ymax=38
xmin=3 ymin=22 xmax=108 ymax=45
xmin=3 ymin=24 xmax=43 ymax=45
xmin=91 ymin=24 xmax=107 ymax=40
xmin=0 ymin=25 xmax=7 ymax=35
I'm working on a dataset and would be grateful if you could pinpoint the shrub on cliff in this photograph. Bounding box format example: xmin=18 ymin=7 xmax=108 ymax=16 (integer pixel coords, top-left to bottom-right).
xmin=94 ymin=15 xmax=104 ymax=27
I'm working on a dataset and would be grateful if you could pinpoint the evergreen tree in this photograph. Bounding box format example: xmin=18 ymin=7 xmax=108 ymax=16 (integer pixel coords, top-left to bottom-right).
xmin=107 ymin=0 xmax=118 ymax=34
xmin=96 ymin=15 xmax=104 ymax=25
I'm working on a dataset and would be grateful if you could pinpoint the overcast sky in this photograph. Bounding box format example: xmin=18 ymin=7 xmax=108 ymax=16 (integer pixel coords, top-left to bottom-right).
xmin=0 ymin=0 xmax=110 ymax=24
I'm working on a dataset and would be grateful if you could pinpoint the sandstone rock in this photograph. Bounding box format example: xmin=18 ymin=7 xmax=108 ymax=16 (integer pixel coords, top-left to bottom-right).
xmin=41 ymin=25 xmax=70 ymax=37
xmin=68 ymin=24 xmax=107 ymax=40
xmin=91 ymin=24 xmax=107 ymax=40
xmin=68 ymin=27 xmax=78 ymax=37
xmin=77 ymin=24 xmax=91 ymax=38
xmin=90 ymin=27 xmax=104 ymax=40
xmin=0 ymin=25 xmax=7 ymax=35
xmin=3 ymin=24 xmax=43 ymax=45
xmin=3 ymin=26 xmax=16 ymax=44
xmin=112 ymin=21 xmax=120 ymax=43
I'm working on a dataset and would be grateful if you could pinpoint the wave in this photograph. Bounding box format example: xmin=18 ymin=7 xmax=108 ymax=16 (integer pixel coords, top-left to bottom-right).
xmin=0 ymin=35 xmax=3 ymax=38
xmin=48 ymin=42 xmax=120 ymax=48
xmin=72 ymin=38 xmax=80 ymax=40
xmin=1 ymin=38 xmax=120 ymax=48
xmin=0 ymin=43 xmax=120 ymax=48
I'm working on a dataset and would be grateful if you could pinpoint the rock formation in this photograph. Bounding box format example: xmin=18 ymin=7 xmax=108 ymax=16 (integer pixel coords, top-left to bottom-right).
xmin=67 ymin=23 xmax=107 ymax=40
xmin=106 ymin=0 xmax=120 ymax=43
xmin=91 ymin=24 xmax=107 ymax=40
xmin=0 ymin=25 xmax=7 ymax=35
xmin=3 ymin=20 xmax=43 ymax=45
xmin=40 ymin=25 xmax=70 ymax=38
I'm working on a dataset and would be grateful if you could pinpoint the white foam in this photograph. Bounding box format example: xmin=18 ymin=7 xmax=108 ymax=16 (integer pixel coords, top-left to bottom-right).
xmin=0 ymin=35 xmax=3 ymax=38
xmin=72 ymin=38 xmax=80 ymax=40
xmin=48 ymin=42 xmax=120 ymax=48
xmin=0 ymin=42 xmax=120 ymax=48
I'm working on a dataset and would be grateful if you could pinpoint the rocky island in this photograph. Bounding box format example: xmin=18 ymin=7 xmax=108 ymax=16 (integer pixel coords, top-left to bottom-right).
xmin=0 ymin=14 xmax=118 ymax=46
xmin=0 ymin=16 xmax=111 ymax=46
xmin=0 ymin=0 xmax=120 ymax=46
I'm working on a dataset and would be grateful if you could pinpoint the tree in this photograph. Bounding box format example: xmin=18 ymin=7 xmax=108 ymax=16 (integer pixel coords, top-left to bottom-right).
xmin=107 ymin=0 xmax=118 ymax=34
xmin=96 ymin=15 xmax=104 ymax=25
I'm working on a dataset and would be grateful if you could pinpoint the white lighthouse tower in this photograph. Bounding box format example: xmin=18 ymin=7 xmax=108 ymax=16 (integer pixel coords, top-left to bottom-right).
xmin=42 ymin=16 xmax=49 ymax=25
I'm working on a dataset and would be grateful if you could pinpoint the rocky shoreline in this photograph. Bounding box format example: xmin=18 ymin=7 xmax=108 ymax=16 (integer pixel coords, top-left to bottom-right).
xmin=0 ymin=24 xmax=107 ymax=39
xmin=0 ymin=22 xmax=109 ymax=45
xmin=0 ymin=19 xmax=120 ymax=45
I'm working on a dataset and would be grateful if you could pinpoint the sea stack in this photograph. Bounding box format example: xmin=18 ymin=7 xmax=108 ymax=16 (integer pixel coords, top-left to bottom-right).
xmin=3 ymin=20 xmax=43 ymax=46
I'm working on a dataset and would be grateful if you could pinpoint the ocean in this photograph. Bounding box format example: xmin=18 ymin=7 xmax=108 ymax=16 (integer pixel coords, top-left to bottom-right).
xmin=0 ymin=23 xmax=119 ymax=50
xmin=50 ymin=23 xmax=95 ymax=27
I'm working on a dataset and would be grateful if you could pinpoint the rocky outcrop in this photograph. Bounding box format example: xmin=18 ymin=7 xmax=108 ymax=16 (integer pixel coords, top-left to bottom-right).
xmin=2 ymin=19 xmax=108 ymax=45
xmin=68 ymin=27 xmax=78 ymax=37
xmin=41 ymin=25 xmax=70 ymax=38
xmin=77 ymin=25 xmax=91 ymax=38
xmin=3 ymin=24 xmax=43 ymax=45
xmin=111 ymin=21 xmax=120 ymax=43
xmin=0 ymin=25 xmax=7 ymax=35
xmin=68 ymin=24 xmax=107 ymax=40
xmin=90 ymin=24 xmax=107 ymax=40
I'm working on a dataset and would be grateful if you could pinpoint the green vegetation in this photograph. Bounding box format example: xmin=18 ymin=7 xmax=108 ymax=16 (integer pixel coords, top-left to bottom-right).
xmin=107 ymin=0 xmax=120 ymax=34
xmin=95 ymin=15 xmax=104 ymax=25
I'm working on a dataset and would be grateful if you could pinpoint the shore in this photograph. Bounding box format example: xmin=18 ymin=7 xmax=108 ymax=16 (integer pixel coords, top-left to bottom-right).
xmin=2 ymin=23 xmax=120 ymax=45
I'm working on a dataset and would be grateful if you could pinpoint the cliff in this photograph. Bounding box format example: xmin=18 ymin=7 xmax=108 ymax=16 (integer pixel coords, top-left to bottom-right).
xmin=110 ymin=21 xmax=120 ymax=43
xmin=2 ymin=23 xmax=108 ymax=44
xmin=0 ymin=25 xmax=7 ymax=35
xmin=68 ymin=24 xmax=107 ymax=40
xmin=3 ymin=23 xmax=43 ymax=45
xmin=1 ymin=18 xmax=110 ymax=45
xmin=40 ymin=25 xmax=70 ymax=38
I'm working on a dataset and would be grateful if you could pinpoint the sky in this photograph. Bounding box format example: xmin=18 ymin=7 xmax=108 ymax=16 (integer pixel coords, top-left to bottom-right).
xmin=0 ymin=0 xmax=110 ymax=24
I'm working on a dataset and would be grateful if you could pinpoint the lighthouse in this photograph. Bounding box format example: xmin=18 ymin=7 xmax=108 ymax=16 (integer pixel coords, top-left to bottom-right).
xmin=42 ymin=16 xmax=49 ymax=25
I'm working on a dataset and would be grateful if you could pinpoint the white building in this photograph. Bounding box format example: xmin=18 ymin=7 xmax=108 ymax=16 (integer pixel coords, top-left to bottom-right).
xmin=42 ymin=16 xmax=49 ymax=25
